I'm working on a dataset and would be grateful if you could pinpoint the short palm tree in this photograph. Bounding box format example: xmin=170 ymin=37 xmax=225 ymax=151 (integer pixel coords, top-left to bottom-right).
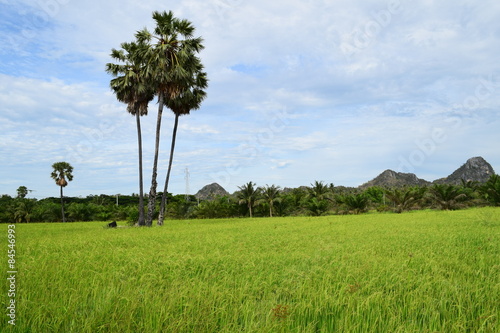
xmin=106 ymin=40 xmax=154 ymax=226
xmin=385 ymin=186 xmax=425 ymax=213
xmin=259 ymin=184 xmax=281 ymax=217
xmin=429 ymin=184 xmax=467 ymax=210
xmin=136 ymin=10 xmax=205 ymax=226
xmin=237 ymin=182 xmax=260 ymax=218
xmin=50 ymin=162 xmax=73 ymax=222
xmin=157 ymin=57 xmax=208 ymax=226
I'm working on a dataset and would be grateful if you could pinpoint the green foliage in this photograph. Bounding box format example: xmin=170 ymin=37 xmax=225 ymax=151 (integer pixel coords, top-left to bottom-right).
xmin=9 ymin=208 xmax=500 ymax=332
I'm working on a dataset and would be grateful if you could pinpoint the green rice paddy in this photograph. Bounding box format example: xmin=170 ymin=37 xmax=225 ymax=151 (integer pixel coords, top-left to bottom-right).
xmin=2 ymin=207 xmax=499 ymax=332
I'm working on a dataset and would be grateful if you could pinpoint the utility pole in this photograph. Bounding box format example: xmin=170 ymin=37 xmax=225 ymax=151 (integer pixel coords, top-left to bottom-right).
xmin=184 ymin=167 xmax=190 ymax=202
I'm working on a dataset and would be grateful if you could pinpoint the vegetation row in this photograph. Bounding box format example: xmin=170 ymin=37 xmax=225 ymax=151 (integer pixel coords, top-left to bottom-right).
xmin=3 ymin=174 xmax=499 ymax=223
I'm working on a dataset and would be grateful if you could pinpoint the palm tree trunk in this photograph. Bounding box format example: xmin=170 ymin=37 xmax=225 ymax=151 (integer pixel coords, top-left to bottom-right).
xmin=136 ymin=112 xmax=145 ymax=226
xmin=249 ymin=202 xmax=253 ymax=218
xmin=146 ymin=93 xmax=165 ymax=226
xmin=269 ymin=202 xmax=273 ymax=217
xmin=60 ymin=185 xmax=66 ymax=222
xmin=158 ymin=113 xmax=180 ymax=226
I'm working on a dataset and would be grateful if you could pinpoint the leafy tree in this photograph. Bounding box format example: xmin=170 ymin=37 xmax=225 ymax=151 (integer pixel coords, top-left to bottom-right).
xmin=106 ymin=40 xmax=154 ymax=226
xmin=136 ymin=10 xmax=205 ymax=226
xmin=50 ymin=162 xmax=74 ymax=222
xmin=237 ymin=182 xmax=260 ymax=218
xmin=259 ymin=185 xmax=281 ymax=217
xmin=480 ymin=174 xmax=500 ymax=206
xmin=16 ymin=186 xmax=30 ymax=199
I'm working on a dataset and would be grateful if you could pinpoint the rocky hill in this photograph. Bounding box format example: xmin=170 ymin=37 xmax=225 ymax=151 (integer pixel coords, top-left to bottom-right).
xmin=433 ymin=156 xmax=495 ymax=185
xmin=359 ymin=170 xmax=431 ymax=189
xmin=360 ymin=156 xmax=495 ymax=188
xmin=194 ymin=183 xmax=229 ymax=200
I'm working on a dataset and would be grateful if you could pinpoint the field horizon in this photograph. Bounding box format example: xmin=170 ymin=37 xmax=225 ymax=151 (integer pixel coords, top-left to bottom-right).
xmin=2 ymin=207 xmax=499 ymax=332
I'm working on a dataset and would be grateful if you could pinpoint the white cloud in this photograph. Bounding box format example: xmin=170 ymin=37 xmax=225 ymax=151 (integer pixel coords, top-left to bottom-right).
xmin=1 ymin=0 xmax=499 ymax=197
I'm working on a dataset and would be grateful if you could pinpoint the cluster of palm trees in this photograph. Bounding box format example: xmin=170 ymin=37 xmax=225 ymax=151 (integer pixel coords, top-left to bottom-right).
xmin=106 ymin=11 xmax=207 ymax=226
xmin=231 ymin=176 xmax=500 ymax=217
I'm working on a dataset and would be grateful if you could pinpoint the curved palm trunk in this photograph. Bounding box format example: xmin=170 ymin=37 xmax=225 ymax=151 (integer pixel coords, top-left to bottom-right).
xmin=158 ymin=113 xmax=180 ymax=226
xmin=146 ymin=93 xmax=165 ymax=226
xmin=136 ymin=112 xmax=145 ymax=226
xmin=60 ymin=185 xmax=66 ymax=222
xmin=248 ymin=202 xmax=253 ymax=218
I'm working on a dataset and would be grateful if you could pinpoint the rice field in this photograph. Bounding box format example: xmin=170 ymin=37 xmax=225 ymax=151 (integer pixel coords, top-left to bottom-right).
xmin=2 ymin=207 xmax=499 ymax=332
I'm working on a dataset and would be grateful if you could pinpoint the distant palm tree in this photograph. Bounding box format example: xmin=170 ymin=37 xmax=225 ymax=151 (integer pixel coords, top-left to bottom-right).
xmin=106 ymin=40 xmax=154 ymax=226
xmin=237 ymin=182 xmax=260 ymax=218
xmin=308 ymin=181 xmax=331 ymax=201
xmin=136 ymin=10 xmax=205 ymax=226
xmin=260 ymin=185 xmax=281 ymax=217
xmin=157 ymin=57 xmax=208 ymax=226
xmin=479 ymin=174 xmax=500 ymax=206
xmin=50 ymin=162 xmax=73 ymax=222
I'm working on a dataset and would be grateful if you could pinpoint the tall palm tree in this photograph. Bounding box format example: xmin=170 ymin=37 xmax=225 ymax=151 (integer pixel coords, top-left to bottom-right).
xmin=136 ymin=10 xmax=204 ymax=226
xmin=157 ymin=58 xmax=208 ymax=226
xmin=50 ymin=162 xmax=73 ymax=222
xmin=260 ymin=185 xmax=281 ymax=217
xmin=106 ymin=41 xmax=154 ymax=226
xmin=237 ymin=182 xmax=260 ymax=218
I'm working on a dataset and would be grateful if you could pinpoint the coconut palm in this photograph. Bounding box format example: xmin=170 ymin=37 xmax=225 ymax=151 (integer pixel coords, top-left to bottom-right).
xmin=136 ymin=10 xmax=205 ymax=226
xmin=50 ymin=162 xmax=73 ymax=222
xmin=237 ymin=182 xmax=260 ymax=218
xmin=157 ymin=58 xmax=208 ymax=225
xmin=259 ymin=185 xmax=281 ymax=217
xmin=106 ymin=40 xmax=154 ymax=226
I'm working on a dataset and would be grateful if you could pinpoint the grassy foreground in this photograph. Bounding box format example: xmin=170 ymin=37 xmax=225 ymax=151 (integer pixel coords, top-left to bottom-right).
xmin=2 ymin=208 xmax=499 ymax=332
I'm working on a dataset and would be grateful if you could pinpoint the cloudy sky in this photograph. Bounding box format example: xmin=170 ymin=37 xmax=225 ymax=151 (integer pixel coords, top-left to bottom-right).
xmin=1 ymin=0 xmax=499 ymax=199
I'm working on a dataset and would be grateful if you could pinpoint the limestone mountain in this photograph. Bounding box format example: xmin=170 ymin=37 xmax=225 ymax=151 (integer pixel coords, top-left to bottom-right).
xmin=433 ymin=156 xmax=495 ymax=185
xmin=194 ymin=183 xmax=229 ymax=200
xmin=359 ymin=170 xmax=431 ymax=189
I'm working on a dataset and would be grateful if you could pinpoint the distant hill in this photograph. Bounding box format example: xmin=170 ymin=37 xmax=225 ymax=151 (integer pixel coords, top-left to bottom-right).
xmin=359 ymin=170 xmax=431 ymax=189
xmin=360 ymin=156 xmax=495 ymax=188
xmin=194 ymin=183 xmax=229 ymax=200
xmin=433 ymin=156 xmax=495 ymax=185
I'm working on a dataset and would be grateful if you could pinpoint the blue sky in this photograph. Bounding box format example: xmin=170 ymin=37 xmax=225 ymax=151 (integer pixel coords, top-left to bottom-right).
xmin=1 ymin=0 xmax=499 ymax=199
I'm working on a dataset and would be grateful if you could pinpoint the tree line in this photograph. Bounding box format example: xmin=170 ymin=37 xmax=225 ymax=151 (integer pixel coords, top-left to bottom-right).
xmin=3 ymin=174 xmax=498 ymax=223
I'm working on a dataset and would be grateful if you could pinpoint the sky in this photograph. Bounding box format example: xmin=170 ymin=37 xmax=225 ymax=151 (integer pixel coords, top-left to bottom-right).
xmin=1 ymin=0 xmax=500 ymax=199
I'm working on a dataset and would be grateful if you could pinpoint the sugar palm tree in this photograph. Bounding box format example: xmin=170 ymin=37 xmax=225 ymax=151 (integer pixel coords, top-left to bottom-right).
xmin=237 ymin=182 xmax=260 ymax=218
xmin=50 ymin=162 xmax=73 ymax=222
xmin=157 ymin=58 xmax=208 ymax=226
xmin=260 ymin=184 xmax=281 ymax=217
xmin=136 ymin=10 xmax=204 ymax=226
xmin=106 ymin=40 xmax=154 ymax=226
